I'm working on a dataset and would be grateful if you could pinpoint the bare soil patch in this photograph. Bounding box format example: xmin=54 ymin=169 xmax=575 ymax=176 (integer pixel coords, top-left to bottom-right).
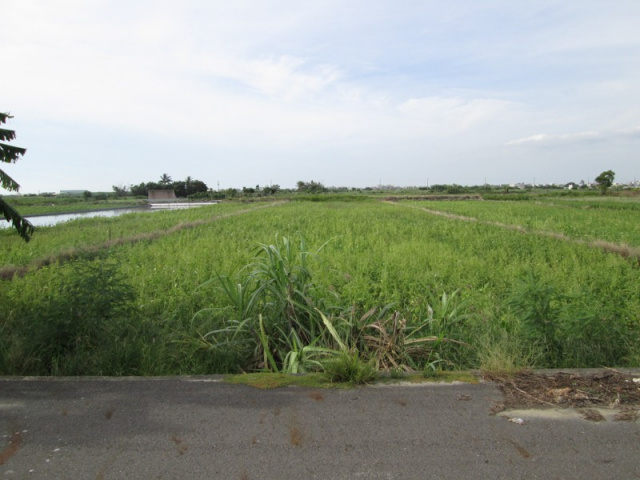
xmin=484 ymin=369 xmax=640 ymax=415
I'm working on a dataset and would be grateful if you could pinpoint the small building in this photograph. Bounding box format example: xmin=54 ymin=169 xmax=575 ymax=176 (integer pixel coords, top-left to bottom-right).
xmin=148 ymin=189 xmax=177 ymax=202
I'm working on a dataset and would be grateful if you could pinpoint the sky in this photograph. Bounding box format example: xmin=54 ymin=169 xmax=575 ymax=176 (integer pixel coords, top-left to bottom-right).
xmin=1 ymin=1 xmax=639 ymax=193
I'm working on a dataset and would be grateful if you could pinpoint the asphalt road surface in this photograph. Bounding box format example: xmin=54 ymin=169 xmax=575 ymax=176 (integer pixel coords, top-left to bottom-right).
xmin=1 ymin=377 xmax=638 ymax=479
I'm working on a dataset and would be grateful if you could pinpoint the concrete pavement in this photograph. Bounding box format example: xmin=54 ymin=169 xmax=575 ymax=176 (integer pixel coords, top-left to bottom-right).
xmin=1 ymin=376 xmax=639 ymax=479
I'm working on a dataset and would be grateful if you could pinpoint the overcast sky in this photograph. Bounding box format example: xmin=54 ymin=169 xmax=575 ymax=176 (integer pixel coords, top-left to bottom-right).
xmin=1 ymin=1 xmax=639 ymax=193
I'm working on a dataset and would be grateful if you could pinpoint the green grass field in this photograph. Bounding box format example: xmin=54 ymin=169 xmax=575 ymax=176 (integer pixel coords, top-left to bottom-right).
xmin=1 ymin=197 xmax=639 ymax=376
xmin=404 ymin=197 xmax=640 ymax=246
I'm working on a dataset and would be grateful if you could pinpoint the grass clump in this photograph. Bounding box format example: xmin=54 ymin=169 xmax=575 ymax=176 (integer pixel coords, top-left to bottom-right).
xmin=475 ymin=330 xmax=538 ymax=375
xmin=322 ymin=350 xmax=377 ymax=385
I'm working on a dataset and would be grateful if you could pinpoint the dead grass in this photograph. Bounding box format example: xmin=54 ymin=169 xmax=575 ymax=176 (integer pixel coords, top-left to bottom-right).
xmin=484 ymin=369 xmax=640 ymax=413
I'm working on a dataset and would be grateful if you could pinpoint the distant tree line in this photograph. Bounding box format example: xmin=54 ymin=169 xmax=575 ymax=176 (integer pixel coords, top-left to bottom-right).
xmin=113 ymin=174 xmax=209 ymax=198
xmin=108 ymin=171 xmax=623 ymax=201
xmin=296 ymin=180 xmax=328 ymax=193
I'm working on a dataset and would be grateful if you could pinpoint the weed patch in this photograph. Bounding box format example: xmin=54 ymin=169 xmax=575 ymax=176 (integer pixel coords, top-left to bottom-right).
xmin=224 ymin=372 xmax=331 ymax=389
xmin=322 ymin=351 xmax=377 ymax=384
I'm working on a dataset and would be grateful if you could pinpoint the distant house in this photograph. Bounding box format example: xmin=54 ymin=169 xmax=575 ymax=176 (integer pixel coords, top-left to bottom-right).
xmin=148 ymin=189 xmax=177 ymax=202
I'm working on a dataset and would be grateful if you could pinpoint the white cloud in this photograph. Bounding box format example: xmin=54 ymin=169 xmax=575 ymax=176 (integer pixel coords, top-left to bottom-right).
xmin=506 ymin=127 xmax=640 ymax=147
xmin=0 ymin=8 xmax=344 ymax=149
xmin=222 ymin=56 xmax=342 ymax=101
xmin=398 ymin=97 xmax=521 ymax=135
xmin=2 ymin=1 xmax=640 ymax=191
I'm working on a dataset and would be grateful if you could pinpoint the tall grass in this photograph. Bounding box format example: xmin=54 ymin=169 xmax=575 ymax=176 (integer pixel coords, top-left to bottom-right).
xmin=191 ymin=235 xmax=341 ymax=373
xmin=187 ymin=235 xmax=473 ymax=375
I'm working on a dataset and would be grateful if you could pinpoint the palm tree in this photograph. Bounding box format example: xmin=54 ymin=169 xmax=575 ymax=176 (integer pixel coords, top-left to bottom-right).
xmin=1 ymin=112 xmax=34 ymax=241
xmin=159 ymin=173 xmax=172 ymax=186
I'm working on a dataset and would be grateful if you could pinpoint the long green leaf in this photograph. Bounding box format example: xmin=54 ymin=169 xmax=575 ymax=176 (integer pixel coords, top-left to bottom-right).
xmin=318 ymin=310 xmax=347 ymax=351
xmin=258 ymin=314 xmax=278 ymax=372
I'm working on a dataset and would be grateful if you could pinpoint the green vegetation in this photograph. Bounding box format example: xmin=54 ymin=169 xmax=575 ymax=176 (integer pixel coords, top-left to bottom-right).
xmin=595 ymin=170 xmax=615 ymax=195
xmin=1 ymin=198 xmax=639 ymax=376
xmin=404 ymin=198 xmax=640 ymax=247
xmin=2 ymin=258 xmax=142 ymax=375
xmin=322 ymin=351 xmax=377 ymax=384
xmin=225 ymin=370 xmax=478 ymax=389
xmin=126 ymin=173 xmax=209 ymax=198
xmin=296 ymin=180 xmax=328 ymax=194
xmin=0 ymin=202 xmax=266 ymax=271
xmin=0 ymin=112 xmax=34 ymax=241
xmin=225 ymin=372 xmax=331 ymax=389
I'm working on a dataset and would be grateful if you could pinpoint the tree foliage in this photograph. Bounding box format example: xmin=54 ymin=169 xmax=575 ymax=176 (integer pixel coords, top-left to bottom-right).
xmin=0 ymin=113 xmax=34 ymax=241
xmin=111 ymin=185 xmax=129 ymax=197
xmin=296 ymin=180 xmax=327 ymax=194
xmin=128 ymin=175 xmax=208 ymax=198
xmin=262 ymin=184 xmax=280 ymax=195
xmin=595 ymin=170 xmax=615 ymax=195
xmin=173 ymin=177 xmax=208 ymax=198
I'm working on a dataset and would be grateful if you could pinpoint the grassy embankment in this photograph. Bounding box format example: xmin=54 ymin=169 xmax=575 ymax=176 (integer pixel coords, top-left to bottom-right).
xmin=1 ymin=197 xmax=638 ymax=377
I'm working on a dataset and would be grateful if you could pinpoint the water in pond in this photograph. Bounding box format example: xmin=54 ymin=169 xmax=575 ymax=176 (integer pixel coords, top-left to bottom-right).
xmin=0 ymin=207 xmax=151 ymax=228
xmin=1 ymin=202 xmax=217 ymax=229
